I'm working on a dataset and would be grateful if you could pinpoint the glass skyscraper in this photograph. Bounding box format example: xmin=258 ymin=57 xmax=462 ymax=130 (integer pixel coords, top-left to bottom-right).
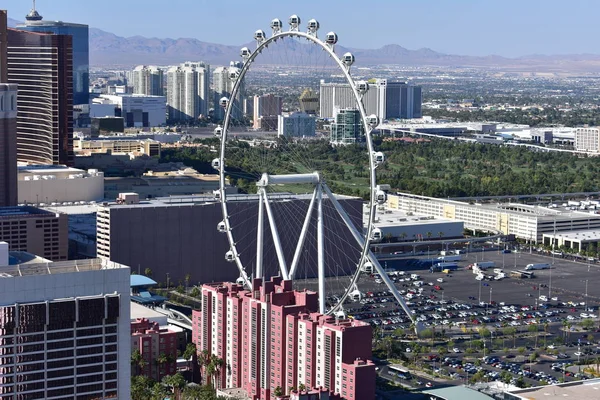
xmin=18 ymin=6 xmax=89 ymax=105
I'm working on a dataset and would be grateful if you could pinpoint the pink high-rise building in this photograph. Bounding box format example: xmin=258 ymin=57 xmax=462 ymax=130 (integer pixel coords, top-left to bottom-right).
xmin=131 ymin=318 xmax=178 ymax=381
xmin=191 ymin=277 xmax=375 ymax=400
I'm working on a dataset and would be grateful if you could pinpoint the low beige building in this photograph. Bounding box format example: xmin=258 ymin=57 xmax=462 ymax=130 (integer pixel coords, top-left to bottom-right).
xmin=0 ymin=206 xmax=68 ymax=261
xmin=18 ymin=165 xmax=104 ymax=204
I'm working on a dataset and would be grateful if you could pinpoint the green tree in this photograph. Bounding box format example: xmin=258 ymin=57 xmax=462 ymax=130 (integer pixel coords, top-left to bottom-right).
xmin=144 ymin=268 xmax=153 ymax=277
xmin=163 ymin=373 xmax=187 ymax=400
xmin=528 ymin=323 xmax=539 ymax=348
xmin=185 ymin=273 xmax=192 ymax=290
xmin=131 ymin=349 xmax=147 ymax=376
xmin=504 ymin=327 xmax=517 ymax=348
xmin=274 ymin=386 xmax=283 ymax=396
xmin=581 ymin=318 xmax=595 ymax=330
xmin=131 ymin=375 xmax=154 ymax=400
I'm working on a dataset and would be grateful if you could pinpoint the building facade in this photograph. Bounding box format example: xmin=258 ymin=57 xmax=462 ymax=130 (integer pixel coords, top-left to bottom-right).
xmin=0 ymin=206 xmax=68 ymax=261
xmin=574 ymin=127 xmax=600 ymax=153
xmin=192 ymin=277 xmax=375 ymax=400
xmin=330 ymin=109 xmax=364 ymax=145
xmin=278 ymin=112 xmax=316 ymax=137
xmin=319 ymin=80 xmax=422 ymax=120
xmin=253 ymin=94 xmax=283 ymax=129
xmin=0 ymin=84 xmax=17 ymax=207
xmin=94 ymin=94 xmax=166 ymax=127
xmin=166 ymin=62 xmax=210 ymax=122
xmin=388 ymin=193 xmax=600 ymax=243
xmin=18 ymin=5 xmax=89 ymax=106
xmin=299 ymin=89 xmax=318 ymax=115
xmin=96 ymin=194 xmax=362 ymax=285
xmin=212 ymin=65 xmax=244 ymax=121
xmin=131 ymin=318 xmax=178 ymax=382
xmin=132 ymin=65 xmax=164 ymax=96
xmin=7 ymin=28 xmax=74 ymax=166
xmin=74 ymin=137 xmax=160 ymax=156
xmin=17 ymin=165 xmax=104 ymax=204
xmin=0 ymin=257 xmax=131 ymax=400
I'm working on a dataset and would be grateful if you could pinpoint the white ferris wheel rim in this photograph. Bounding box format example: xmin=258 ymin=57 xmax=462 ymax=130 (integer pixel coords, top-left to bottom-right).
xmin=215 ymin=19 xmax=414 ymax=320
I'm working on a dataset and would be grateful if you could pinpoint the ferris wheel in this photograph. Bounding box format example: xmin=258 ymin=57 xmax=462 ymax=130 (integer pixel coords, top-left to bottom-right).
xmin=212 ymin=15 xmax=416 ymax=325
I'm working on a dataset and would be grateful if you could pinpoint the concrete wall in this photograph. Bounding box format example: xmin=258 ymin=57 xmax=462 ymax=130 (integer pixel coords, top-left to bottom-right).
xmin=377 ymin=220 xmax=464 ymax=240
xmin=18 ymin=174 xmax=104 ymax=203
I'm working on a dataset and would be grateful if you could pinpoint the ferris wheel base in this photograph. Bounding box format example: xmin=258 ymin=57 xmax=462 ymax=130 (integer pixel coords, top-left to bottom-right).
xmin=414 ymin=321 xmax=426 ymax=336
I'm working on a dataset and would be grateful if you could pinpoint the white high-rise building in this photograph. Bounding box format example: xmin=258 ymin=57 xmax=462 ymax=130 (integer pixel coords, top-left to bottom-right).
xmin=212 ymin=63 xmax=244 ymax=121
xmin=0 ymin=256 xmax=131 ymax=399
xmin=575 ymin=127 xmax=600 ymax=153
xmin=319 ymin=79 xmax=422 ymax=120
xmin=166 ymin=61 xmax=210 ymax=122
xmin=132 ymin=65 xmax=164 ymax=96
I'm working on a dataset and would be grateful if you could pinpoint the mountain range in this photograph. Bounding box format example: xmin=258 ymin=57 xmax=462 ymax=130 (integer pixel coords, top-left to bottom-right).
xmin=8 ymin=17 xmax=600 ymax=72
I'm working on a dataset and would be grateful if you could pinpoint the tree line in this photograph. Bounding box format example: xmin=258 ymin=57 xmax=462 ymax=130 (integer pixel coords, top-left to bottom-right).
xmin=160 ymin=137 xmax=600 ymax=198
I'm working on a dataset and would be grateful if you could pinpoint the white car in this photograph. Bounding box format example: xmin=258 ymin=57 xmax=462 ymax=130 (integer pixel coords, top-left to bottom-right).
xmin=437 ymin=278 xmax=444 ymax=283
xmin=453 ymin=348 xmax=461 ymax=353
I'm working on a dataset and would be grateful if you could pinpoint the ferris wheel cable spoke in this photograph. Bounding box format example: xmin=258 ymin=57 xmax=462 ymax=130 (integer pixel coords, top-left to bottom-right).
xmin=288 ymin=187 xmax=318 ymax=279
xmin=316 ymin=184 xmax=326 ymax=314
xmin=261 ymin=188 xmax=290 ymax=279
xmin=266 ymin=188 xmax=362 ymax=259
xmin=256 ymin=190 xmax=265 ymax=279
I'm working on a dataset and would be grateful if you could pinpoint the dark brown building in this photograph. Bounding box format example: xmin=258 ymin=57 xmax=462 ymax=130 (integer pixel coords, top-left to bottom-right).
xmin=0 ymin=206 xmax=68 ymax=261
xmin=0 ymin=11 xmax=17 ymax=207
xmin=1 ymin=10 xmax=7 ymax=82
xmin=96 ymin=194 xmax=363 ymax=285
xmin=0 ymin=84 xmax=18 ymax=207
xmin=6 ymin=28 xmax=73 ymax=166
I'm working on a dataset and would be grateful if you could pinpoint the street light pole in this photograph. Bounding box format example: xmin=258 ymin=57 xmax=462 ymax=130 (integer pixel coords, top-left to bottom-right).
xmin=585 ymin=279 xmax=589 ymax=310
xmin=478 ymin=280 xmax=482 ymax=304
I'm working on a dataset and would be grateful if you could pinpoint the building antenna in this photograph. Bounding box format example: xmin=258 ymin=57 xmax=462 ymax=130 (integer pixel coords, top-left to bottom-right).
xmin=32 ymin=0 xmax=36 ymax=11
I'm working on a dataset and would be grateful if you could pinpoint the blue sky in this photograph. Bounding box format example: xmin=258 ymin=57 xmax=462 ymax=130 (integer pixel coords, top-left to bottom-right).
xmin=4 ymin=0 xmax=599 ymax=57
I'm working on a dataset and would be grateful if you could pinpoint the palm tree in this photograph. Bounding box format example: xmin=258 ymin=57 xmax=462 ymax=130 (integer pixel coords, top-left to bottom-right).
xmin=162 ymin=373 xmax=186 ymax=400
xmin=197 ymin=350 xmax=211 ymax=385
xmin=426 ymin=231 xmax=433 ymax=240
xmin=183 ymin=343 xmax=197 ymax=371
xmin=211 ymin=357 xmax=225 ymax=389
xmin=400 ymin=232 xmax=408 ymax=242
xmin=156 ymin=353 xmax=169 ymax=381
xmin=131 ymin=349 xmax=143 ymax=375
xmin=185 ymin=274 xmax=191 ymax=291
xmin=144 ymin=268 xmax=153 ymax=277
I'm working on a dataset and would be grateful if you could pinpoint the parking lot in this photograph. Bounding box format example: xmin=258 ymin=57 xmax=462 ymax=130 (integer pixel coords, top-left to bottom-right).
xmin=295 ymin=245 xmax=600 ymax=387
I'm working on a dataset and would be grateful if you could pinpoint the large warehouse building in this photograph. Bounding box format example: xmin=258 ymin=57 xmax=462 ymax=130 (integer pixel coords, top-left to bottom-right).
xmin=388 ymin=193 xmax=600 ymax=243
xmin=96 ymin=193 xmax=363 ymax=285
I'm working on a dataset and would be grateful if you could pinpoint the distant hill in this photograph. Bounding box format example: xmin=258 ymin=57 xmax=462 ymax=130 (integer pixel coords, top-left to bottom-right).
xmin=7 ymin=17 xmax=20 ymax=28
xmin=86 ymin=29 xmax=600 ymax=73
xmin=7 ymin=18 xmax=600 ymax=72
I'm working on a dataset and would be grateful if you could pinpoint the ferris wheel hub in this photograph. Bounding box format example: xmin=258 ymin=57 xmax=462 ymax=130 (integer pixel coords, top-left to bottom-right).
xmin=256 ymin=172 xmax=321 ymax=187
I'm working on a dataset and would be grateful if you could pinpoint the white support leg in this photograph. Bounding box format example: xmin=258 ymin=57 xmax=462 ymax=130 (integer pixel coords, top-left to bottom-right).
xmin=289 ymin=187 xmax=318 ymax=280
xmin=317 ymin=184 xmax=326 ymax=314
xmin=262 ymin=192 xmax=289 ymax=280
xmin=322 ymin=184 xmax=416 ymax=324
xmin=256 ymin=189 xmax=265 ymax=280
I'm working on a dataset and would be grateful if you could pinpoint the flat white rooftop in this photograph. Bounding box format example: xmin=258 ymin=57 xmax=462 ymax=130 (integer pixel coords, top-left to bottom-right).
xmin=543 ymin=229 xmax=600 ymax=241
xmin=130 ymin=302 xmax=168 ymax=325
xmin=18 ymin=165 xmax=85 ymax=174
xmin=0 ymin=258 xmax=127 ymax=278
xmin=507 ymin=378 xmax=600 ymax=400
